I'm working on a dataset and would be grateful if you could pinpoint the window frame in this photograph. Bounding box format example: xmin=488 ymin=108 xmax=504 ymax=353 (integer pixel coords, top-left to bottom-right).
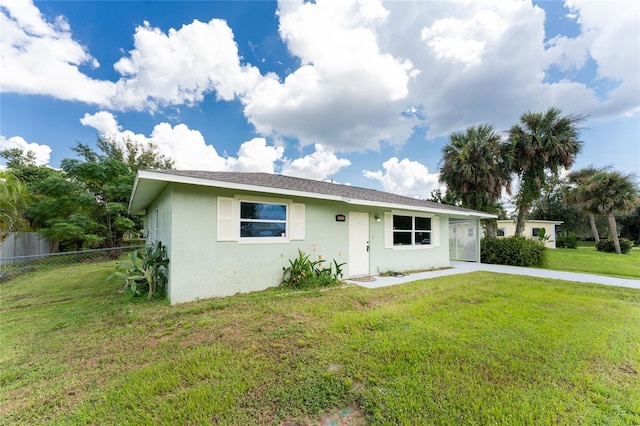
xmin=391 ymin=213 xmax=433 ymax=248
xmin=497 ymin=227 xmax=505 ymax=237
xmin=238 ymin=199 xmax=289 ymax=243
xmin=532 ymin=227 xmax=542 ymax=237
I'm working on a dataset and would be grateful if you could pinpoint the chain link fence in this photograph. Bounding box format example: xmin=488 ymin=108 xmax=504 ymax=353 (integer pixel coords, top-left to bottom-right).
xmin=0 ymin=246 xmax=145 ymax=283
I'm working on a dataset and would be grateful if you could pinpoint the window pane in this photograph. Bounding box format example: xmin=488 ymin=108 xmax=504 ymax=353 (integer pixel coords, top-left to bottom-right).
xmin=416 ymin=231 xmax=431 ymax=245
xmin=497 ymin=228 xmax=505 ymax=237
xmin=240 ymin=222 xmax=286 ymax=238
xmin=415 ymin=217 xmax=431 ymax=230
xmin=532 ymin=228 xmax=541 ymax=237
xmin=241 ymin=202 xmax=287 ymax=220
xmin=393 ymin=215 xmax=412 ymax=230
xmin=393 ymin=232 xmax=412 ymax=245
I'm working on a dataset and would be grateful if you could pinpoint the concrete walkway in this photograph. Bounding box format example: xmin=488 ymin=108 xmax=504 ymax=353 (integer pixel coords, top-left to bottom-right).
xmin=347 ymin=261 xmax=640 ymax=290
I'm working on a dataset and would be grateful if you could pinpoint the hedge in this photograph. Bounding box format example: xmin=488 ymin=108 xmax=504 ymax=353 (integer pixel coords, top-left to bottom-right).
xmin=481 ymin=237 xmax=548 ymax=267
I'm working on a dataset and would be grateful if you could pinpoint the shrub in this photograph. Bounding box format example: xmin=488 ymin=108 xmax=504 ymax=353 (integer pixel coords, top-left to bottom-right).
xmin=556 ymin=234 xmax=578 ymax=249
xmin=596 ymin=237 xmax=633 ymax=254
xmin=110 ymin=242 xmax=169 ymax=299
xmin=282 ymin=250 xmax=346 ymax=289
xmin=481 ymin=236 xmax=547 ymax=267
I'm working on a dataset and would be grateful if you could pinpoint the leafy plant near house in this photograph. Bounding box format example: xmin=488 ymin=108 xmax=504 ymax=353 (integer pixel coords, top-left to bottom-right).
xmin=536 ymin=227 xmax=550 ymax=244
xmin=281 ymin=249 xmax=346 ymax=289
xmin=110 ymin=242 xmax=169 ymax=299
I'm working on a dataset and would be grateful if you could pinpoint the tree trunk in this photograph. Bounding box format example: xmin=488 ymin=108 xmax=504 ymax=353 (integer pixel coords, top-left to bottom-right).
xmin=608 ymin=213 xmax=621 ymax=254
xmin=484 ymin=219 xmax=497 ymax=239
xmin=588 ymin=213 xmax=600 ymax=243
xmin=515 ymin=202 xmax=528 ymax=237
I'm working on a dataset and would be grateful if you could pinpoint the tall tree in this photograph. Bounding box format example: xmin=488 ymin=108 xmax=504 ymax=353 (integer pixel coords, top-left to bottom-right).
xmin=60 ymin=137 xmax=174 ymax=247
xmin=581 ymin=170 xmax=639 ymax=254
xmin=3 ymin=138 xmax=174 ymax=250
xmin=509 ymin=107 xmax=584 ymax=236
xmin=440 ymin=124 xmax=512 ymax=238
xmin=427 ymin=188 xmax=460 ymax=206
xmin=0 ymin=148 xmax=38 ymax=169
xmin=564 ymin=165 xmax=605 ymax=243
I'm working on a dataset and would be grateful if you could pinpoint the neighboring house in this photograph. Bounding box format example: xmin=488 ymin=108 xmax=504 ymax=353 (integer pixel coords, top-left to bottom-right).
xmin=496 ymin=220 xmax=564 ymax=249
xmin=129 ymin=171 xmax=495 ymax=304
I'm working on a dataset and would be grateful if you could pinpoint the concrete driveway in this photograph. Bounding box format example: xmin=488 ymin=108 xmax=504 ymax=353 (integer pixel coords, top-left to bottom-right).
xmin=347 ymin=261 xmax=640 ymax=290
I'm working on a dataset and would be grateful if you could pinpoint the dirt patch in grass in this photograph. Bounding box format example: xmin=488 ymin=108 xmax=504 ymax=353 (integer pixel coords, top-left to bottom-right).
xmin=282 ymin=405 xmax=367 ymax=426
xmin=619 ymin=361 xmax=637 ymax=375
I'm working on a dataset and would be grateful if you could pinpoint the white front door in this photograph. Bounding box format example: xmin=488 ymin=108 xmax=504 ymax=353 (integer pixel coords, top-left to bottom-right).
xmin=348 ymin=212 xmax=370 ymax=277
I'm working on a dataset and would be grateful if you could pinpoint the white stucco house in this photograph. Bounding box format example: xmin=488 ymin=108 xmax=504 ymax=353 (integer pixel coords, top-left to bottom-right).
xmin=129 ymin=171 xmax=495 ymax=304
xmin=496 ymin=220 xmax=564 ymax=249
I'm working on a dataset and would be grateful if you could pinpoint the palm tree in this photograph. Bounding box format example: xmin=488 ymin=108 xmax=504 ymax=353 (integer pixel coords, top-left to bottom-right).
xmin=509 ymin=107 xmax=584 ymax=236
xmin=440 ymin=124 xmax=512 ymax=238
xmin=0 ymin=171 xmax=29 ymax=240
xmin=565 ymin=165 xmax=604 ymax=243
xmin=581 ymin=170 xmax=639 ymax=254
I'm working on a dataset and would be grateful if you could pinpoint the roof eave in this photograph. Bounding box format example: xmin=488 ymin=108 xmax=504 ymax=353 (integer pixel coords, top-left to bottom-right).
xmin=129 ymin=171 xmax=496 ymax=219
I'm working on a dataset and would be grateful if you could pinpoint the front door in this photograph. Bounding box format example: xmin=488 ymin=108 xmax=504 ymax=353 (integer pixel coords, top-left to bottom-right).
xmin=348 ymin=212 xmax=370 ymax=276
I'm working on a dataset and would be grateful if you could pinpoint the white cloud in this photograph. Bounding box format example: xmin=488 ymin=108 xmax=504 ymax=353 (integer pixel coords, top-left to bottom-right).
xmin=3 ymin=0 xmax=638 ymax=159
xmin=225 ymin=138 xmax=284 ymax=174
xmin=363 ymin=157 xmax=439 ymax=199
xmin=242 ymin=0 xmax=419 ymax=152
xmin=281 ymin=144 xmax=351 ymax=180
xmin=1 ymin=1 xmax=265 ymax=111
xmin=421 ymin=10 xmax=508 ymax=67
xmin=0 ymin=135 xmax=52 ymax=166
xmin=80 ymin=111 xmax=286 ymax=173
xmin=0 ymin=0 xmax=114 ymax=103
xmin=110 ymin=19 xmax=266 ymax=111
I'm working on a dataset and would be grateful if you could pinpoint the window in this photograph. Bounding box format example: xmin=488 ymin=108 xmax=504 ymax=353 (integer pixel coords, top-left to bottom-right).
xmin=217 ymin=197 xmax=305 ymax=242
xmin=497 ymin=227 xmax=505 ymax=237
xmin=240 ymin=201 xmax=287 ymax=238
xmin=392 ymin=214 xmax=431 ymax=246
xmin=532 ymin=227 xmax=541 ymax=237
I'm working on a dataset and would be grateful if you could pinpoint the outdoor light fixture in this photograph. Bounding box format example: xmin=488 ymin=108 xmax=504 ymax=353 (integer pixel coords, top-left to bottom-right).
xmin=374 ymin=214 xmax=381 ymax=222
xmin=335 ymin=214 xmax=346 ymax=222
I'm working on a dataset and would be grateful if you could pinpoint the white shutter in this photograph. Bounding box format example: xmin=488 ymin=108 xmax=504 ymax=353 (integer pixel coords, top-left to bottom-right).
xmin=384 ymin=212 xmax=393 ymax=249
xmin=290 ymin=203 xmax=305 ymax=240
xmin=217 ymin=197 xmax=237 ymax=241
xmin=432 ymin=216 xmax=440 ymax=247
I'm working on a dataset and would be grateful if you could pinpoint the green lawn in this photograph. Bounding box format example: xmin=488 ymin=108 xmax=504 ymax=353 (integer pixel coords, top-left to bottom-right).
xmin=1 ymin=261 xmax=639 ymax=425
xmin=544 ymin=246 xmax=640 ymax=279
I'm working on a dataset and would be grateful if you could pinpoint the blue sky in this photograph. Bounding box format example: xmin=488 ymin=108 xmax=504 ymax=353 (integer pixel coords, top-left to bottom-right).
xmin=1 ymin=0 xmax=638 ymax=198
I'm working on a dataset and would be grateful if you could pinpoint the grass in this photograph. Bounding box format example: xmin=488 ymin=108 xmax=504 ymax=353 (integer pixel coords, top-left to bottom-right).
xmin=1 ymin=261 xmax=639 ymax=425
xmin=544 ymin=246 xmax=640 ymax=279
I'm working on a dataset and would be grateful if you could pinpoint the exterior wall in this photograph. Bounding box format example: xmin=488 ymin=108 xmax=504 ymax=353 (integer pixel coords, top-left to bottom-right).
xmin=369 ymin=213 xmax=451 ymax=273
xmin=145 ymin=185 xmax=174 ymax=298
xmin=497 ymin=221 xmax=560 ymax=249
xmin=156 ymin=183 xmax=457 ymax=304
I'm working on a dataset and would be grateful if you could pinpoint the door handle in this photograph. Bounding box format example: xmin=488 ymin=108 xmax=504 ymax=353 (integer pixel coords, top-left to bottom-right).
xmin=366 ymin=241 xmax=370 ymax=252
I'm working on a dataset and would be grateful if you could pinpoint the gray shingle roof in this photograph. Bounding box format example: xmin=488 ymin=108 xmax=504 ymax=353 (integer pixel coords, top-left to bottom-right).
xmin=149 ymin=170 xmax=489 ymax=216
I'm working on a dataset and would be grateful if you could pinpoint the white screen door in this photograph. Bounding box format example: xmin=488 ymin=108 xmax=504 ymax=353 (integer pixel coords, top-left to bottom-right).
xmin=348 ymin=212 xmax=370 ymax=276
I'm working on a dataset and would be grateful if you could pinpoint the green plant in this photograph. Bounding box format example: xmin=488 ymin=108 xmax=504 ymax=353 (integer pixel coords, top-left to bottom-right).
xmin=596 ymin=237 xmax=633 ymax=254
xmin=281 ymin=250 xmax=345 ymax=289
xmin=556 ymin=233 xmax=578 ymax=249
xmin=481 ymin=236 xmax=547 ymax=267
xmin=110 ymin=242 xmax=169 ymax=298
xmin=536 ymin=227 xmax=550 ymax=243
